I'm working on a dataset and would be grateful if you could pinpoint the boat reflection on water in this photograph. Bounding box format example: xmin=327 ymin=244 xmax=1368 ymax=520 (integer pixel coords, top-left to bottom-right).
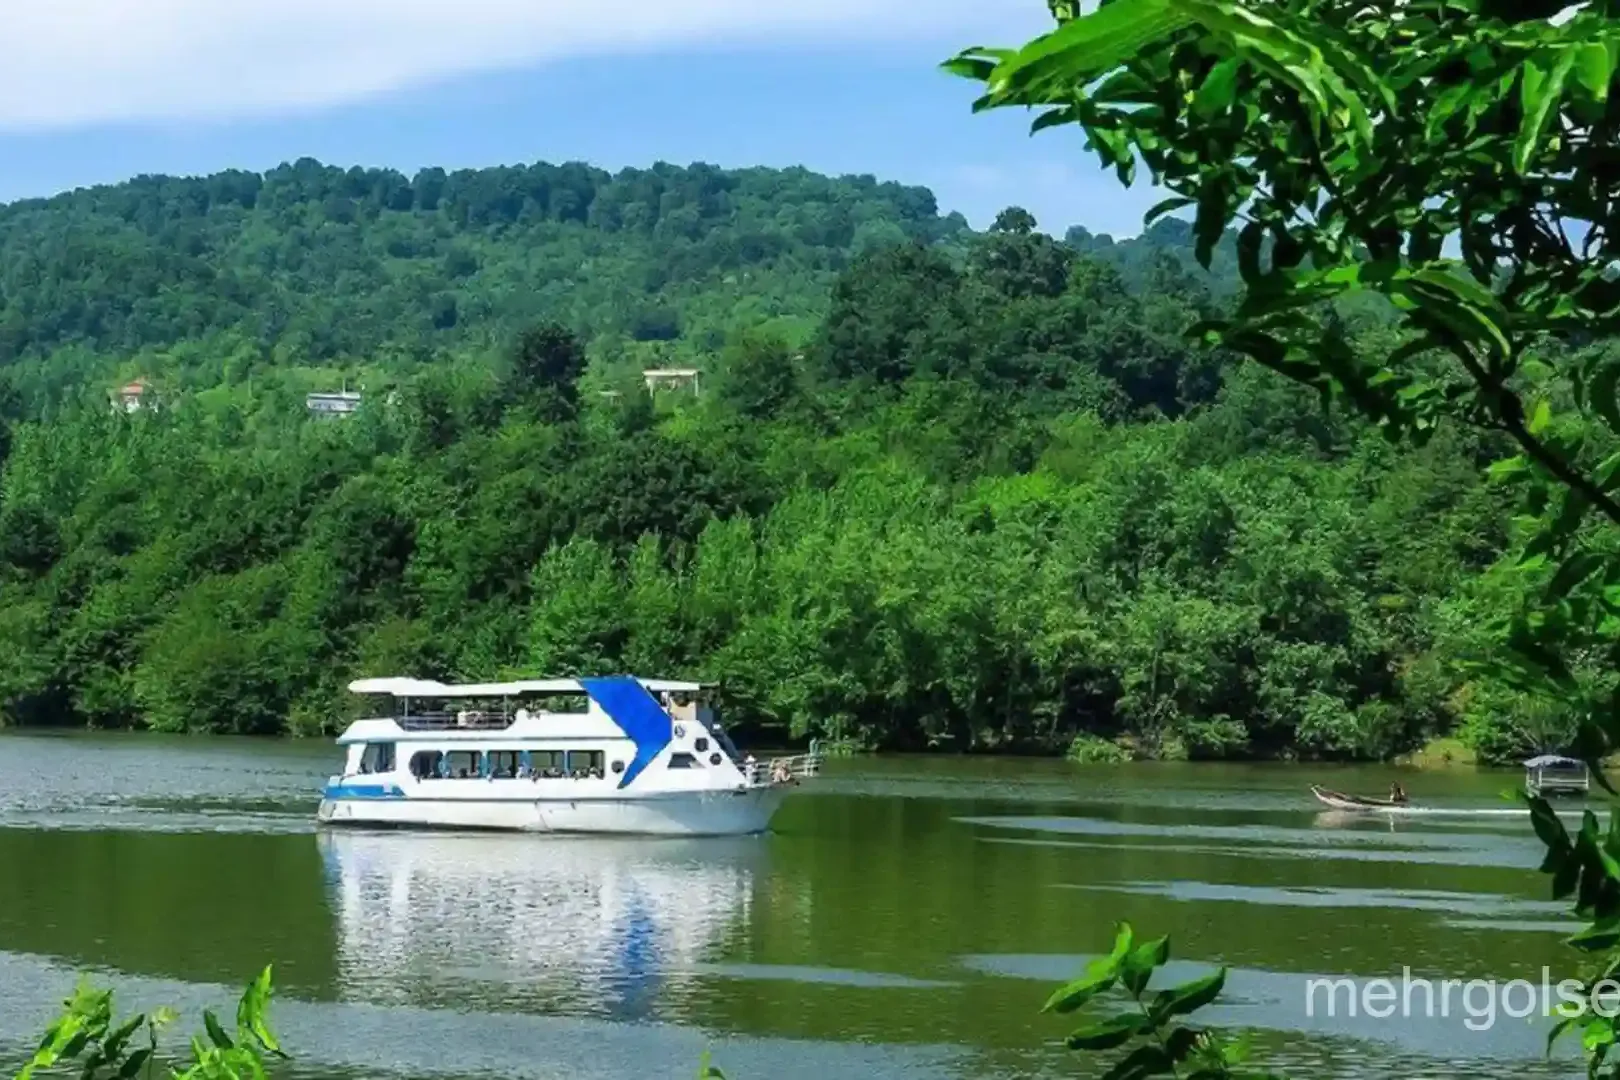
xmin=318 ymin=830 xmax=765 ymax=1022
xmin=1314 ymin=810 xmax=1398 ymax=832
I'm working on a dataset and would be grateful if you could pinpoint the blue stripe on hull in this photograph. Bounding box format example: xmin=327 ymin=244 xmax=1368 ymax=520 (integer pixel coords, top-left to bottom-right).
xmin=320 ymin=789 xmax=755 ymax=804
xmin=580 ymin=676 xmax=673 ymax=790
xmin=322 ymin=782 xmax=406 ymax=800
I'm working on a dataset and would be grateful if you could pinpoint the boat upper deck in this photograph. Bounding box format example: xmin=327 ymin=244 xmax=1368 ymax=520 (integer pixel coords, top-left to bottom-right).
xmin=349 ymin=676 xmax=706 ymax=699
xmin=338 ymin=675 xmax=712 ymax=745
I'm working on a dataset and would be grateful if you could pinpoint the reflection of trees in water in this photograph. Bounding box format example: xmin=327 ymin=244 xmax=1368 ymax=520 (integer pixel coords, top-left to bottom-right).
xmin=320 ymin=832 xmax=761 ymax=1019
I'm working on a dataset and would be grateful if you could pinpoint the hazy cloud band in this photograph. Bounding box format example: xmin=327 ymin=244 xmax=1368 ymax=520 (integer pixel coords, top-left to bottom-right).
xmin=0 ymin=1 xmax=1036 ymax=130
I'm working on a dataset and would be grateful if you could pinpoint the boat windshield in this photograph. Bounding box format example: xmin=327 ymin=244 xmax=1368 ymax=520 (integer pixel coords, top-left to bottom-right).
xmin=693 ymin=700 xmax=742 ymax=763
xmin=709 ymin=723 xmax=743 ymax=764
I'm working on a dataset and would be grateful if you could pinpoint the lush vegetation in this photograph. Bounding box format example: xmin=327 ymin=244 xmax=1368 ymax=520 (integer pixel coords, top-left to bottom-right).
xmin=14 ymin=966 xmax=284 ymax=1080
xmin=0 ymin=155 xmax=1566 ymax=761
xmin=950 ymin=0 xmax=1620 ymax=1074
xmin=22 ymin=0 xmax=1620 ymax=1075
xmin=7 ymin=943 xmax=1246 ymax=1080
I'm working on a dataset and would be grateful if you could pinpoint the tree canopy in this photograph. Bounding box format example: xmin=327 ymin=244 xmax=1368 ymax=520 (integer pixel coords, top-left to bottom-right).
xmin=948 ymin=0 xmax=1620 ymax=1069
xmin=0 ymin=157 xmax=1552 ymax=763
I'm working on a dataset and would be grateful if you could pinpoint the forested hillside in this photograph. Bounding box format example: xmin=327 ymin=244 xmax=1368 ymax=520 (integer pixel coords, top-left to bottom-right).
xmin=0 ymin=159 xmax=961 ymax=402
xmin=0 ymin=161 xmax=1560 ymax=760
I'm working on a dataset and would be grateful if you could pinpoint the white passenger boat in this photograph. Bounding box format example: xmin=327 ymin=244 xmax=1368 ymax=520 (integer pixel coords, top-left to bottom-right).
xmin=316 ymin=675 xmax=822 ymax=836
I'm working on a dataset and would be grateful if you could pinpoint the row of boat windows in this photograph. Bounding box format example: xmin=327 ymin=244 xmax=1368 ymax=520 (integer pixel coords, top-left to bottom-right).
xmin=357 ymin=743 xmax=726 ymax=780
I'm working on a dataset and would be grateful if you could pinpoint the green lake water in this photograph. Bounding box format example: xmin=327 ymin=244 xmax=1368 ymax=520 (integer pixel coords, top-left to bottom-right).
xmin=0 ymin=732 xmax=1590 ymax=1078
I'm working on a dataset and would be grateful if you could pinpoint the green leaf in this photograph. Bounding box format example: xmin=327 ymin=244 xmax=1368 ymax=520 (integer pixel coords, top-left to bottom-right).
xmin=1271 ymin=227 xmax=1304 ymax=270
xmin=1547 ymin=1013 xmax=1578 ymax=1057
xmin=60 ymin=1030 xmax=92 ymax=1060
xmin=1120 ymin=934 xmax=1170 ymax=995
xmin=235 ymin=965 xmax=285 ymax=1058
xmin=1568 ymin=919 xmax=1620 ymax=952
xmin=1162 ymin=1026 xmax=1199 ymax=1061
xmin=1516 ymin=47 xmax=1577 ymax=174
xmin=1488 ymin=455 xmax=1531 ymax=482
xmin=1066 ymin=1012 xmax=1148 ymax=1051
xmin=1131 ymin=934 xmax=1170 ymax=970
xmin=1400 ymin=273 xmax=1513 ymax=361
xmin=1143 ymin=196 xmax=1195 ymax=228
xmin=1111 ymin=922 xmax=1136 ymax=962
xmin=1554 ymin=855 xmax=1582 ymax=900
xmin=940 ymin=49 xmax=1013 ymax=82
xmin=1044 ymin=923 xmax=1136 ymax=1013
xmin=1528 ymin=398 xmax=1553 ymax=437
xmin=1591 ymin=362 xmax=1620 ymax=435
xmin=1236 ymin=221 xmax=1265 ymax=286
xmin=978 ymin=0 xmax=1194 ymax=105
xmin=104 ymin=1014 xmax=144 ymax=1056
xmin=1548 ymin=552 xmax=1605 ymax=601
xmin=1031 ymin=105 xmax=1080 ymax=133
xmin=78 ymin=1046 xmax=108 ymax=1080
xmin=1192 ymin=57 xmax=1243 ymax=118
xmin=202 ymin=1009 xmax=233 ymax=1050
xmin=1574 ymin=41 xmax=1613 ymax=103
xmin=116 ymin=1049 xmax=152 ymax=1080
xmin=1149 ymin=966 xmax=1227 ymax=1021
xmin=1043 ymin=969 xmax=1118 ymax=1014
xmin=1193 ymin=181 xmax=1229 ymax=270
xmin=1100 ymin=1044 xmax=1176 ymax=1080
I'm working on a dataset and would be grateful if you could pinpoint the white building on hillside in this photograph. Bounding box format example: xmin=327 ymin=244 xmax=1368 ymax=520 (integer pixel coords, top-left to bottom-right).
xmin=642 ymin=368 xmax=701 ymax=396
xmin=307 ymin=390 xmax=363 ymax=417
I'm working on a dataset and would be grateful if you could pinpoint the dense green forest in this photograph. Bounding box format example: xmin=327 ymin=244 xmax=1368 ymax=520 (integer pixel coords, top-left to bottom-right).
xmin=0 ymin=160 xmax=1563 ymax=760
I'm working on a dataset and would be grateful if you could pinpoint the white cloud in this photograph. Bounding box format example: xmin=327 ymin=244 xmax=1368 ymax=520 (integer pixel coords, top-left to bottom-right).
xmin=0 ymin=0 xmax=1040 ymax=132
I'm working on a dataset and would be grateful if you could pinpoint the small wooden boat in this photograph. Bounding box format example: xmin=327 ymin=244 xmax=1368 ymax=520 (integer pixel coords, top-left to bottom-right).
xmin=1310 ymin=784 xmax=1410 ymax=812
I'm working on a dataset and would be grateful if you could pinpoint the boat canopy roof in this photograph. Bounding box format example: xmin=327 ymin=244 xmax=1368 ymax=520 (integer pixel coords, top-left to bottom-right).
xmin=348 ymin=676 xmax=705 ymax=698
xmin=1524 ymin=754 xmax=1587 ymax=769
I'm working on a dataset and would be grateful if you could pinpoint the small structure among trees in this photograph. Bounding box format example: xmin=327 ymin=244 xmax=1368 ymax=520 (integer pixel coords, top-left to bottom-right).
xmin=642 ymin=368 xmax=701 ymax=396
xmin=306 ymin=388 xmax=363 ymax=418
xmin=110 ymin=378 xmax=150 ymax=414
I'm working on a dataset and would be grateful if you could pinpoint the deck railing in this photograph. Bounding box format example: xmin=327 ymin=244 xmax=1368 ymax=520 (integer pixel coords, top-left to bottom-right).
xmin=1528 ymin=769 xmax=1590 ymax=795
xmin=743 ymin=750 xmax=823 ymax=787
xmin=395 ymin=711 xmax=517 ymax=732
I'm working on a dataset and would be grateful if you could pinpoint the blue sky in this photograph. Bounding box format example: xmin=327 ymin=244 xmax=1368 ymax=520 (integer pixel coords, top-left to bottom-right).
xmin=0 ymin=2 xmax=1164 ymax=237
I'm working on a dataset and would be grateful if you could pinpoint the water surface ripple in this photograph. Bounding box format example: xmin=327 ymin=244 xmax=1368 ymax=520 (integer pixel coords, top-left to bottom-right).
xmin=0 ymin=733 xmax=1585 ymax=1079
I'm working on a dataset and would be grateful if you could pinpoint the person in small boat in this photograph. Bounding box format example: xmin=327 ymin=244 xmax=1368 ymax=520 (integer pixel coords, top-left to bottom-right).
xmin=1389 ymin=782 xmax=1408 ymax=804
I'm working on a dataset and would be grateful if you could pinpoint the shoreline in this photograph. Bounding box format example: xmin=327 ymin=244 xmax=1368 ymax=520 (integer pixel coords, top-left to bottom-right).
xmin=0 ymin=724 xmax=1593 ymax=774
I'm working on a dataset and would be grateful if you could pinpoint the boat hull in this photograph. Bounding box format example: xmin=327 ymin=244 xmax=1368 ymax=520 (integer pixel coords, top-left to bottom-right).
xmin=316 ymin=786 xmax=791 ymax=837
xmin=1309 ymin=784 xmax=1406 ymax=812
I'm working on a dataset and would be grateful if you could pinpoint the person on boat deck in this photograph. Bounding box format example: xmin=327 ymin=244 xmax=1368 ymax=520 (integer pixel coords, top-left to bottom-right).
xmin=1389 ymin=782 xmax=1408 ymax=804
